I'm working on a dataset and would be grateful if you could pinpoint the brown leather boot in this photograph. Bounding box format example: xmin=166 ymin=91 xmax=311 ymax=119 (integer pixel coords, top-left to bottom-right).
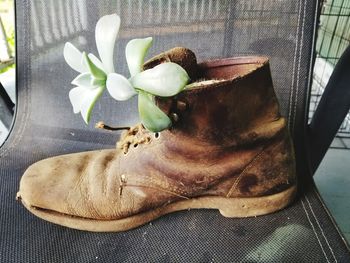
xmin=17 ymin=50 xmax=296 ymax=232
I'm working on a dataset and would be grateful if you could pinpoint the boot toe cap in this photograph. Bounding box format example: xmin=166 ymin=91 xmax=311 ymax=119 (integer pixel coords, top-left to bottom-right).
xmin=19 ymin=154 xmax=81 ymax=215
xmin=18 ymin=150 xmax=119 ymax=219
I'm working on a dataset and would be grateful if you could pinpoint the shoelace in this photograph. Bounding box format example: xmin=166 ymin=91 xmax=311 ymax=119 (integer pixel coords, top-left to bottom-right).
xmin=116 ymin=124 xmax=152 ymax=154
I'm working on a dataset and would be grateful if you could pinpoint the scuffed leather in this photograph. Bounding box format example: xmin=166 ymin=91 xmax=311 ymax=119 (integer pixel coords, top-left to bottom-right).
xmin=19 ymin=50 xmax=296 ymax=220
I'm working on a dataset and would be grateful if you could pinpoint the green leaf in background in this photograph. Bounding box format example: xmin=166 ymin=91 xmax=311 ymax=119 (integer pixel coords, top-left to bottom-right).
xmin=138 ymin=91 xmax=172 ymax=132
xmin=131 ymin=62 xmax=189 ymax=97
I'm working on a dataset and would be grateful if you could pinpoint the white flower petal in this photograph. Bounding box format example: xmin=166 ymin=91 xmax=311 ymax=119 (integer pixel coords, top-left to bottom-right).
xmin=80 ymin=86 xmax=105 ymax=124
xmin=131 ymin=62 xmax=189 ymax=97
xmin=106 ymin=73 xmax=137 ymax=101
xmin=69 ymin=86 xmax=87 ymax=114
xmin=126 ymin=37 xmax=153 ymax=77
xmin=88 ymin=53 xmax=106 ymax=72
xmin=63 ymin=42 xmax=87 ymax=73
xmin=95 ymin=14 xmax=120 ymax=74
xmin=71 ymin=72 xmax=95 ymax=88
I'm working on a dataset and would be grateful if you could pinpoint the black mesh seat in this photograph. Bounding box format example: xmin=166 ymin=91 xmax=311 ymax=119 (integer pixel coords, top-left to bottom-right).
xmin=1 ymin=0 xmax=349 ymax=262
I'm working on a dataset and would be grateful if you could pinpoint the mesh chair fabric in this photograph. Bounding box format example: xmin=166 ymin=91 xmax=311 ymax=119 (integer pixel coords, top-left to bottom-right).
xmin=0 ymin=0 xmax=349 ymax=262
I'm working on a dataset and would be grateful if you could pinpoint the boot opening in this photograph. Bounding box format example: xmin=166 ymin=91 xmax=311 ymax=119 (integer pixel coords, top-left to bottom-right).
xmin=187 ymin=56 xmax=269 ymax=89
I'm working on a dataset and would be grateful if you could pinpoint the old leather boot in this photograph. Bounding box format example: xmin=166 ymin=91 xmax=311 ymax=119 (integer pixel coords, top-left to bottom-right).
xmin=17 ymin=49 xmax=296 ymax=232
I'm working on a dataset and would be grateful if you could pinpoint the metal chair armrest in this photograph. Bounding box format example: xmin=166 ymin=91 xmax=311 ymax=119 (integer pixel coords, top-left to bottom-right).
xmin=308 ymin=44 xmax=350 ymax=173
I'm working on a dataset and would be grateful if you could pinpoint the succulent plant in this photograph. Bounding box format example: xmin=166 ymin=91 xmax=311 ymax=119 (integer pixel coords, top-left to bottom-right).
xmin=64 ymin=14 xmax=189 ymax=132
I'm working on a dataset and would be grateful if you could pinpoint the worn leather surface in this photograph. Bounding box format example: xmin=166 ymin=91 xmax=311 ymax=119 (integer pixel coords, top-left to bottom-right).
xmin=18 ymin=50 xmax=296 ymax=220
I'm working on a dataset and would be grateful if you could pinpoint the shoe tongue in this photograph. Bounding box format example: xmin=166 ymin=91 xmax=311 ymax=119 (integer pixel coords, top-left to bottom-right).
xmin=143 ymin=47 xmax=199 ymax=81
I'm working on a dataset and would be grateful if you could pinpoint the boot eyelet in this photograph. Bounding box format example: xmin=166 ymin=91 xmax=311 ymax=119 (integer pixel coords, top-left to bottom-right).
xmin=154 ymin=132 xmax=160 ymax=139
xmin=176 ymin=100 xmax=187 ymax=111
xmin=133 ymin=143 xmax=138 ymax=148
xmin=170 ymin=112 xmax=179 ymax=122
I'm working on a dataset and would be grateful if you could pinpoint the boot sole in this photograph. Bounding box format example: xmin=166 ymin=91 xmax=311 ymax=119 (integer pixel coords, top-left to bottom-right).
xmin=21 ymin=185 xmax=296 ymax=232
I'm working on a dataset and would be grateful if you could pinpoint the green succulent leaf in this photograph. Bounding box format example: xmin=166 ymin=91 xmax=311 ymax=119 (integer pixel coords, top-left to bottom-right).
xmin=91 ymin=77 xmax=106 ymax=87
xmin=69 ymin=86 xmax=104 ymax=124
xmin=69 ymin=86 xmax=86 ymax=114
xmin=63 ymin=42 xmax=87 ymax=73
xmin=80 ymin=86 xmax=105 ymax=124
xmin=131 ymin=62 xmax=189 ymax=97
xmin=83 ymin=52 xmax=106 ymax=80
xmin=138 ymin=91 xmax=171 ymax=132
xmin=95 ymin=14 xmax=120 ymax=74
xmin=88 ymin=53 xmax=106 ymax=72
xmin=72 ymin=72 xmax=95 ymax=88
xmin=126 ymin=37 xmax=153 ymax=77
xmin=106 ymin=73 xmax=137 ymax=101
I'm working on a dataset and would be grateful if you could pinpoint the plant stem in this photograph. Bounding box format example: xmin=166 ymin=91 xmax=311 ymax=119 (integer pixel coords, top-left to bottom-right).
xmin=95 ymin=121 xmax=130 ymax=131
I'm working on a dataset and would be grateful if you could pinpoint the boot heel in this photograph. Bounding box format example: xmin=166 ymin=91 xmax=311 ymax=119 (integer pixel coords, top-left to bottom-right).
xmin=218 ymin=185 xmax=297 ymax=218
